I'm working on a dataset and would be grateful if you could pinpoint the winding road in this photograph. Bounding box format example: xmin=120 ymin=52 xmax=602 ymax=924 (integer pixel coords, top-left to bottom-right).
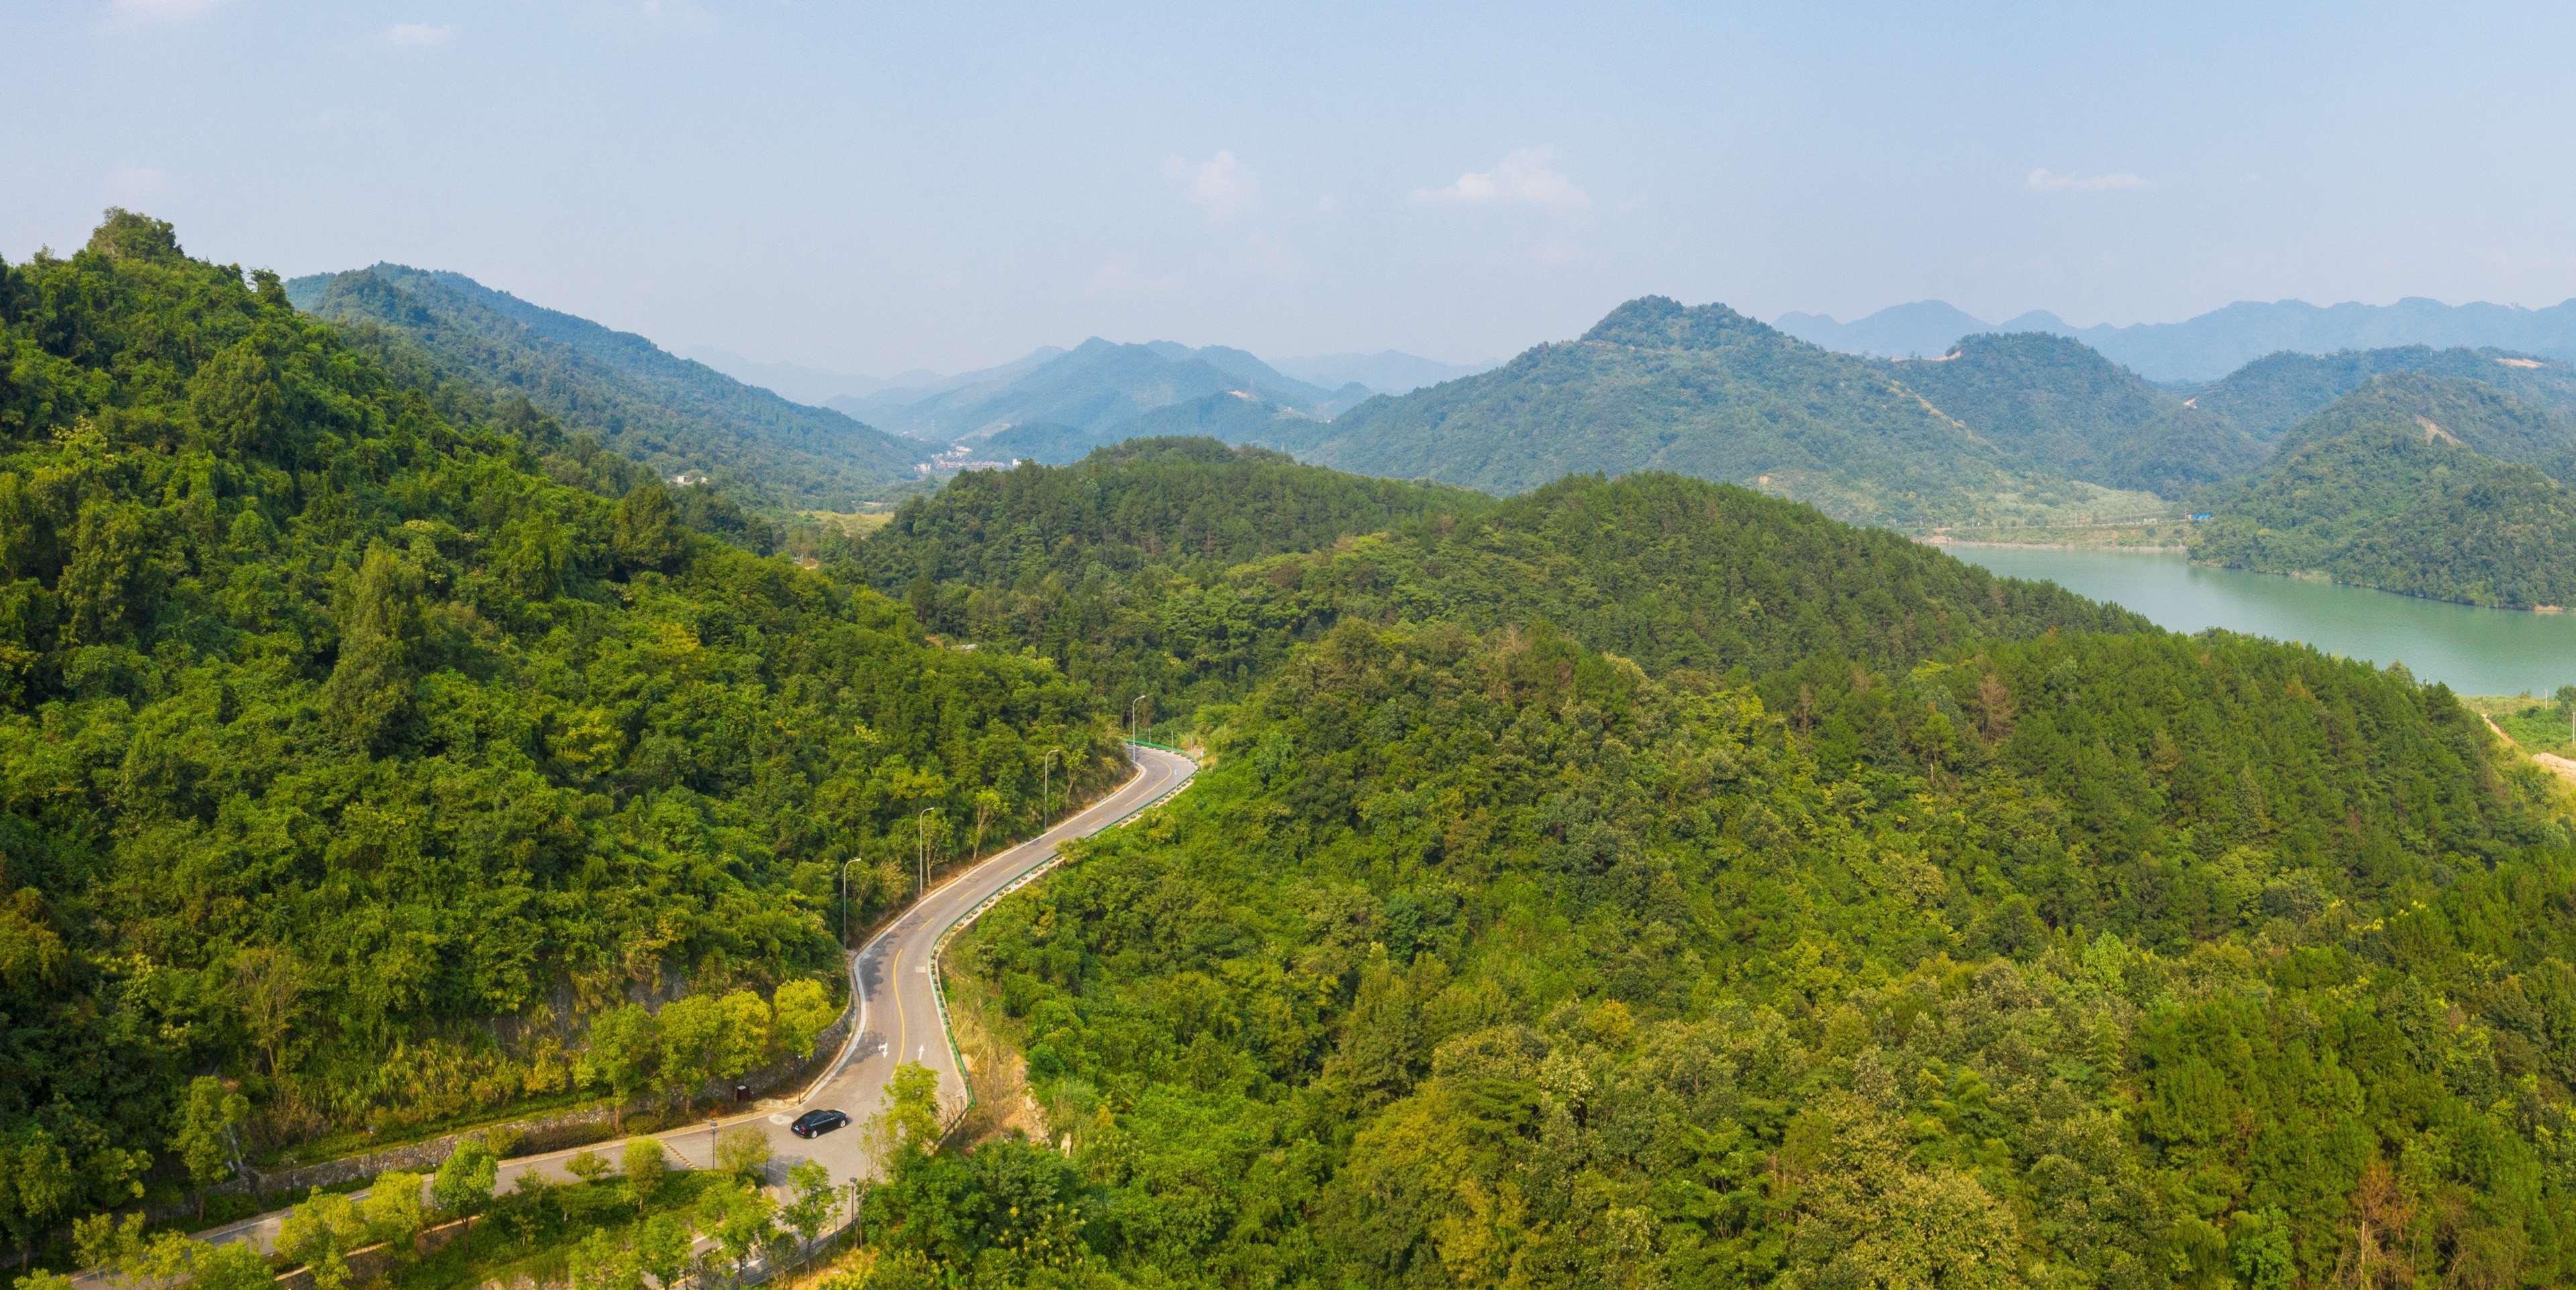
xmin=157 ymin=744 xmax=1195 ymax=1264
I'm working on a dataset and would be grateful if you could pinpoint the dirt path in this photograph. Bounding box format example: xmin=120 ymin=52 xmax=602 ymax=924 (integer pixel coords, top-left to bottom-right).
xmin=2482 ymin=715 xmax=2576 ymax=786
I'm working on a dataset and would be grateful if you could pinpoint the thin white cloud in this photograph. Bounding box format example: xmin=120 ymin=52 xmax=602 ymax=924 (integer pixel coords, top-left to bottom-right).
xmin=1164 ymin=150 xmax=1259 ymax=224
xmin=106 ymin=0 xmax=226 ymax=25
xmin=388 ymin=22 xmax=456 ymax=46
xmin=2026 ymin=167 xmax=2152 ymax=193
xmin=1412 ymin=148 xmax=1591 ymax=213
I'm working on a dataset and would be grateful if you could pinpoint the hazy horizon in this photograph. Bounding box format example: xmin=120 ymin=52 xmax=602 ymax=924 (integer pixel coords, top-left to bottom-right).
xmin=13 ymin=1 xmax=2576 ymax=376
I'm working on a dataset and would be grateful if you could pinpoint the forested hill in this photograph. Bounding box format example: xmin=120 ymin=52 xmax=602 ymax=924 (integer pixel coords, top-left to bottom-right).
xmin=859 ymin=437 xmax=1492 ymax=588
xmin=862 ymin=450 xmax=2576 ymax=1284
xmin=864 ymin=439 xmax=2140 ymax=717
xmin=2185 ymin=344 xmax=2576 ymax=444
xmin=2190 ymin=375 xmax=2576 ymax=608
xmin=1884 ymin=331 xmax=2265 ymax=494
xmin=287 ymin=263 xmax=916 ymax=508
xmin=1280 ymin=297 xmax=2163 ymax=529
xmin=0 ymin=213 xmax=1112 ymax=1240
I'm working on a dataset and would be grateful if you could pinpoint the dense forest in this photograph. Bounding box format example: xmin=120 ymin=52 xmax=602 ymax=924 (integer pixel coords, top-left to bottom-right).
xmin=16 ymin=214 xmax=2576 ymax=1290
xmin=879 ymin=610 xmax=2576 ymax=1289
xmin=860 ymin=440 xmax=2141 ymax=720
xmin=0 ymin=214 xmax=1119 ymax=1255
xmin=2192 ymin=376 xmax=2576 ymax=608
xmin=286 ymin=265 xmax=917 ymax=509
xmin=830 ymin=436 xmax=2576 ymax=1289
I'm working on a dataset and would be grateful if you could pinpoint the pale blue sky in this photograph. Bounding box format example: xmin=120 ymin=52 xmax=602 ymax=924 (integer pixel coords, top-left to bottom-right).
xmin=11 ymin=1 xmax=2576 ymax=375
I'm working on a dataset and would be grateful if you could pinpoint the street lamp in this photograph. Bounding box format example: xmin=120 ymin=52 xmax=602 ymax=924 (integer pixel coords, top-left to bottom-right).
xmin=1127 ymin=694 xmax=1149 ymax=765
xmin=1041 ymin=749 xmax=1062 ymax=828
xmin=838 ymin=857 xmax=867 ymax=951
xmin=917 ymin=807 xmax=938 ymax=898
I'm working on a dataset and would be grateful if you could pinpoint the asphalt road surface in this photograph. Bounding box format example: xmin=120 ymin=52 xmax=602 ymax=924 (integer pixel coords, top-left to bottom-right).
xmin=161 ymin=744 xmax=1195 ymax=1264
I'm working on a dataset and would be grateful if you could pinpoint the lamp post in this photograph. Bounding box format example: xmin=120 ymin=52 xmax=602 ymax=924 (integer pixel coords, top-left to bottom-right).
xmin=1042 ymin=749 xmax=1062 ymax=828
xmin=838 ymin=857 xmax=868 ymax=951
xmin=917 ymin=807 xmax=938 ymax=899
xmin=1127 ymin=694 xmax=1149 ymax=765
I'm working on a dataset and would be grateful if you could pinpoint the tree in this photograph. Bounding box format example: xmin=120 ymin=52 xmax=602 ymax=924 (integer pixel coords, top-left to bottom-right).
xmin=568 ymin=1229 xmax=643 ymax=1290
xmin=320 ymin=543 xmax=423 ymax=755
xmin=360 ymin=1171 xmax=427 ymax=1262
xmin=85 ymin=208 xmax=183 ymax=262
xmin=864 ymin=1063 xmax=944 ymax=1164
xmin=429 ymin=1139 xmax=498 ymax=1254
xmin=771 ymin=979 xmax=839 ymax=1063
xmin=564 ymin=1147 xmax=611 ymax=1187
xmin=612 ymin=482 xmax=685 ymax=575
xmin=715 ymin=989 xmax=774 ymax=1081
xmin=171 ymin=1077 xmax=249 ymax=1220
xmin=621 ymin=1138 xmax=668 ymax=1205
xmin=586 ymin=1005 xmax=659 ymax=1130
xmin=230 ymin=947 xmax=305 ymax=1077
xmin=0 ymin=1130 xmax=73 ymax=1271
xmin=971 ymin=787 xmax=1003 ymax=859
xmin=715 ymin=1126 xmax=772 ymax=1182
xmin=276 ymin=1192 xmax=370 ymax=1290
xmin=780 ymin=1161 xmax=835 ymax=1266
xmin=655 ymin=995 xmax=726 ymax=1100
xmin=703 ymin=1181 xmax=777 ymax=1287
xmin=635 ymin=1213 xmax=690 ymax=1287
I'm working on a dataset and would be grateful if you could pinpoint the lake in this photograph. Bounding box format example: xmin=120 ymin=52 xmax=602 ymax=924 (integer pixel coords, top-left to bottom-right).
xmin=1943 ymin=546 xmax=2576 ymax=697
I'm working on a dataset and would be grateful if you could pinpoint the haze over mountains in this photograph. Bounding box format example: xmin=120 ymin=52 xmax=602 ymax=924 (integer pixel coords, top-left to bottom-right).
xmin=1779 ymin=295 xmax=2576 ymax=382
xmin=688 ymin=342 xmax=1490 ymax=426
xmin=274 ymin=254 xmax=2576 ymax=611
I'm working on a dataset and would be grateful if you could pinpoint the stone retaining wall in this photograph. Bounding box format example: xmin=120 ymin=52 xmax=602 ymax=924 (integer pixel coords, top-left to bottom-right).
xmin=223 ymin=1002 xmax=856 ymax=1199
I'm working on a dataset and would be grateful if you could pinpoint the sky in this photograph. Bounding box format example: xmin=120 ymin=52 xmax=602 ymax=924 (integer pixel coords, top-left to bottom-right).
xmin=11 ymin=1 xmax=2576 ymax=377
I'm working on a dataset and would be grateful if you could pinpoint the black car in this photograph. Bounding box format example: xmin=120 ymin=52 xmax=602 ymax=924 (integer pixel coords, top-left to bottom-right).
xmin=790 ymin=1109 xmax=849 ymax=1138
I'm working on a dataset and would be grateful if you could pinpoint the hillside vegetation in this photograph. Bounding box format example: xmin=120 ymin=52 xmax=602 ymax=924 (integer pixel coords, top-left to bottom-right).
xmin=287 ymin=264 xmax=915 ymax=508
xmin=859 ymin=440 xmax=2141 ymax=719
xmin=842 ymin=437 xmax=2576 ymax=1287
xmin=1282 ymin=297 xmax=2173 ymax=529
xmin=1886 ymin=331 xmax=2265 ymax=495
xmin=2191 ymin=376 xmax=2576 ymax=608
xmin=2186 ymin=346 xmax=2576 ymax=445
xmin=0 ymin=214 xmax=1115 ymax=1250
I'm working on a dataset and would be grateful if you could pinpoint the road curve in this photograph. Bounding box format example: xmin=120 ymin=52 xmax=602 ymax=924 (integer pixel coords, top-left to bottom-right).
xmin=156 ymin=744 xmax=1195 ymax=1264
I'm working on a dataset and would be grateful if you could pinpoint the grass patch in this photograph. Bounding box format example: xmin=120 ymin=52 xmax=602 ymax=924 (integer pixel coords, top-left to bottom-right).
xmin=380 ymin=1172 xmax=725 ymax=1290
xmin=798 ymin=508 xmax=896 ymax=537
xmin=2463 ymin=694 xmax=2576 ymax=757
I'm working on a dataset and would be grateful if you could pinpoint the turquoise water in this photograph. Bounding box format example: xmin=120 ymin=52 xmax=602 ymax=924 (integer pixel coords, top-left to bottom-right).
xmin=1945 ymin=546 xmax=2576 ymax=697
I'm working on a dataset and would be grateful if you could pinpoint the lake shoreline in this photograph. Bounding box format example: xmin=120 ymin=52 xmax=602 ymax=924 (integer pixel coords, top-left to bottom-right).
xmin=1944 ymin=545 xmax=2576 ymax=695
xmin=1919 ymin=537 xmax=2185 ymax=553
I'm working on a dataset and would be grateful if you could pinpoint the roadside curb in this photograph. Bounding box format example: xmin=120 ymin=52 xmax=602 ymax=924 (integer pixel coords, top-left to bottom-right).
xmin=926 ymin=744 xmax=1198 ymax=1140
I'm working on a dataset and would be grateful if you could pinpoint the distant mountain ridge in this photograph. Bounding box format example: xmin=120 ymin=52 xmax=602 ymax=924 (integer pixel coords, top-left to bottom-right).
xmin=1266 ymin=295 xmax=2169 ymax=529
xmin=2191 ymin=373 xmax=2576 ymax=608
xmin=287 ymin=264 xmax=916 ymax=506
xmin=836 ymin=336 xmax=1366 ymax=445
xmin=1779 ymin=296 xmax=2576 ymax=382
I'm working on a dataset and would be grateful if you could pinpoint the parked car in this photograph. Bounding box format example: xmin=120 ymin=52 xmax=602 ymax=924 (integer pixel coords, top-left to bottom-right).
xmin=790 ymin=1109 xmax=850 ymax=1138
